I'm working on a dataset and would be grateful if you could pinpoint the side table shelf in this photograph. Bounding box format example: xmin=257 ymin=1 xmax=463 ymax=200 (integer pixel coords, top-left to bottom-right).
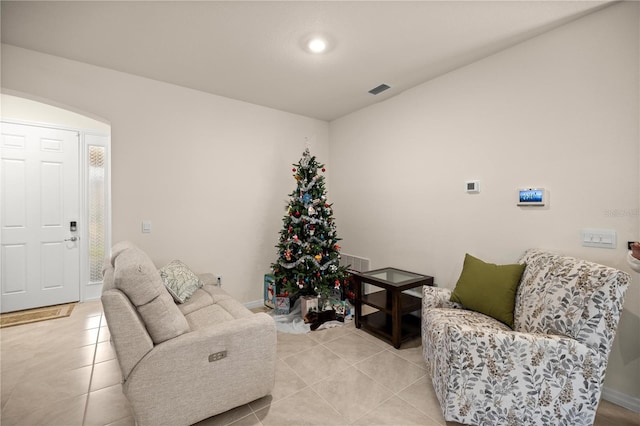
xmin=359 ymin=311 xmax=422 ymax=346
xmin=351 ymin=267 xmax=433 ymax=349
xmin=361 ymin=290 xmax=422 ymax=313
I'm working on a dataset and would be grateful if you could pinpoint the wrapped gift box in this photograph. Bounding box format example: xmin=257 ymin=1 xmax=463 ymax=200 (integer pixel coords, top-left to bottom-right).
xmin=264 ymin=274 xmax=276 ymax=309
xmin=301 ymin=295 xmax=319 ymax=317
xmin=275 ymin=295 xmax=290 ymax=315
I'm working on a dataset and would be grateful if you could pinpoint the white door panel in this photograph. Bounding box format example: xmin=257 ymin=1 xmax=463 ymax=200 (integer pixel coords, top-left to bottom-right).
xmin=1 ymin=122 xmax=80 ymax=313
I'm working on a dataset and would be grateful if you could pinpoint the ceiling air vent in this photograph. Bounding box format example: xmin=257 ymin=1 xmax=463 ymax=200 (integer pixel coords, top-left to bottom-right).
xmin=368 ymin=84 xmax=390 ymax=95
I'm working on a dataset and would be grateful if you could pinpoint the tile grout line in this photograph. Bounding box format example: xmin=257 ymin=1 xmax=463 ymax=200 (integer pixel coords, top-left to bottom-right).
xmin=316 ymin=331 xmax=391 ymax=425
xmin=390 ymin=370 xmax=447 ymax=425
xmin=319 ymin=334 xmax=433 ymax=425
xmin=264 ymin=332 xmax=348 ymax=424
xmin=81 ymin=312 xmax=103 ymax=426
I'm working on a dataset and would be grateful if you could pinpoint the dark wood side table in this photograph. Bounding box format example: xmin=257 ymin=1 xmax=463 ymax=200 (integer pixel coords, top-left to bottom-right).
xmin=351 ymin=267 xmax=434 ymax=349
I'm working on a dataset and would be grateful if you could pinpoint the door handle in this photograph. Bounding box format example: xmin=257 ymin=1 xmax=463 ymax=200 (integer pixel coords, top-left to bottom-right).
xmin=64 ymin=236 xmax=79 ymax=242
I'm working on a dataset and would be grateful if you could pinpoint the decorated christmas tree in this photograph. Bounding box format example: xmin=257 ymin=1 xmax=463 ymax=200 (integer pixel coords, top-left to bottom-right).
xmin=271 ymin=148 xmax=349 ymax=300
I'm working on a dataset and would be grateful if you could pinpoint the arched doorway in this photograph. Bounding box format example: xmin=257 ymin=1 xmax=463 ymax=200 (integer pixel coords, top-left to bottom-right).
xmin=1 ymin=94 xmax=111 ymax=312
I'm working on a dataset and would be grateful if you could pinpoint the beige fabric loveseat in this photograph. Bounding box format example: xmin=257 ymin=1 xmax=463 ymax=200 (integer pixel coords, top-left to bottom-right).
xmin=102 ymin=241 xmax=276 ymax=426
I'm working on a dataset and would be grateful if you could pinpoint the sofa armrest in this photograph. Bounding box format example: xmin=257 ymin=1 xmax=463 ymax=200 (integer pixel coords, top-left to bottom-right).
xmin=101 ymin=288 xmax=154 ymax=381
xmin=422 ymin=285 xmax=463 ymax=309
xmin=197 ymin=272 xmax=218 ymax=286
xmin=436 ymin=324 xmax=603 ymax=425
xmin=124 ymin=312 xmax=276 ymax=426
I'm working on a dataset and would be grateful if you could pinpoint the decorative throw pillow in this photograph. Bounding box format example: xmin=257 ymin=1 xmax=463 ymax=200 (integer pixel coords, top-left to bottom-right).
xmin=450 ymin=253 xmax=526 ymax=327
xmin=159 ymin=260 xmax=203 ymax=304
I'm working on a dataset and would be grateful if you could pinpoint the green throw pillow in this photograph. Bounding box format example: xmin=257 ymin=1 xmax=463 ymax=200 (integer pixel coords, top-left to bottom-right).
xmin=450 ymin=253 xmax=526 ymax=327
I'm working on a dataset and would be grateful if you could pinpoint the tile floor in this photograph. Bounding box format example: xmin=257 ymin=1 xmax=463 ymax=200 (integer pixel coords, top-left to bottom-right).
xmin=1 ymin=301 xmax=638 ymax=426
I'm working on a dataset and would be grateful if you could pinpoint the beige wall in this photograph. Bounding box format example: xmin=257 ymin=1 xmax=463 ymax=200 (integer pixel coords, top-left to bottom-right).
xmin=1 ymin=93 xmax=110 ymax=133
xmin=2 ymin=0 xmax=638 ymax=407
xmin=329 ymin=2 xmax=639 ymax=406
xmin=1 ymin=44 xmax=330 ymax=304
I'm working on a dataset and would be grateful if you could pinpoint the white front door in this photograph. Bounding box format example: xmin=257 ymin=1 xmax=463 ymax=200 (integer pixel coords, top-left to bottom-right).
xmin=1 ymin=122 xmax=80 ymax=313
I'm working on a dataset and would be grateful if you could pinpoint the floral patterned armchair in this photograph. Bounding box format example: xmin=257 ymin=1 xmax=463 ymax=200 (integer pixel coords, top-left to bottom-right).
xmin=421 ymin=249 xmax=629 ymax=426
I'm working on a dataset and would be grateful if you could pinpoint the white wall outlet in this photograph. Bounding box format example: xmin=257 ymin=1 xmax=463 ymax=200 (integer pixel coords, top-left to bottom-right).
xmin=142 ymin=221 xmax=152 ymax=233
xmin=465 ymin=180 xmax=480 ymax=193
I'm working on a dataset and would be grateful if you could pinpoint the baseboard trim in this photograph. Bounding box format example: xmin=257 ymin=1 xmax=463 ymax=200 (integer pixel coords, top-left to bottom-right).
xmin=244 ymin=299 xmax=266 ymax=310
xmin=602 ymin=386 xmax=640 ymax=413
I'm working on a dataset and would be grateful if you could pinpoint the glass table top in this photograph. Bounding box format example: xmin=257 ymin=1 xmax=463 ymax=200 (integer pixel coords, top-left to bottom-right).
xmin=362 ymin=268 xmax=425 ymax=284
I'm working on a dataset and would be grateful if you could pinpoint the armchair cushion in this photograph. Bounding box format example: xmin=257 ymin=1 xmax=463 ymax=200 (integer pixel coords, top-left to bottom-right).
xmin=515 ymin=249 xmax=627 ymax=346
xmin=450 ymin=253 xmax=525 ymax=327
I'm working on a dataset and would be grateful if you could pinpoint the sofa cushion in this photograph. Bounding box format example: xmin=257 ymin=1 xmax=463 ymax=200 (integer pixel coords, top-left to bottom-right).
xmin=177 ymin=287 xmax=215 ymax=316
xmin=113 ymin=245 xmax=190 ymax=344
xmin=159 ymin=260 xmax=203 ymax=303
xmin=183 ymin=286 xmax=254 ymax=331
xmin=450 ymin=253 xmax=525 ymax=327
xmin=185 ymin=304 xmax=235 ymax=330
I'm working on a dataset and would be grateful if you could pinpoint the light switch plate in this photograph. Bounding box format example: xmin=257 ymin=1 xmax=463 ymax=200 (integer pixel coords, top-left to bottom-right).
xmin=581 ymin=228 xmax=616 ymax=249
xmin=142 ymin=221 xmax=152 ymax=233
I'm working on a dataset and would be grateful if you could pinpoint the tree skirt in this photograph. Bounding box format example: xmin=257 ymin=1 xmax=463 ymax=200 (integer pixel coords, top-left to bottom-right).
xmin=270 ymin=298 xmax=346 ymax=334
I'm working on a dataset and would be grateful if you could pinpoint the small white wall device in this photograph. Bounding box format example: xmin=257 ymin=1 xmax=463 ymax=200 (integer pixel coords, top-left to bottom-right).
xmin=517 ymin=188 xmax=546 ymax=206
xmin=465 ymin=180 xmax=480 ymax=193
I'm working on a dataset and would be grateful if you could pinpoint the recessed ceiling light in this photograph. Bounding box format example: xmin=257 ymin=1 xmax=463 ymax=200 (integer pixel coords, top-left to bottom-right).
xmin=307 ymin=38 xmax=327 ymax=53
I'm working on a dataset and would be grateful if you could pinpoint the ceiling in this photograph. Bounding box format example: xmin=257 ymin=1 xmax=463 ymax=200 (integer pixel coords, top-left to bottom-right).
xmin=1 ymin=1 xmax=614 ymax=121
